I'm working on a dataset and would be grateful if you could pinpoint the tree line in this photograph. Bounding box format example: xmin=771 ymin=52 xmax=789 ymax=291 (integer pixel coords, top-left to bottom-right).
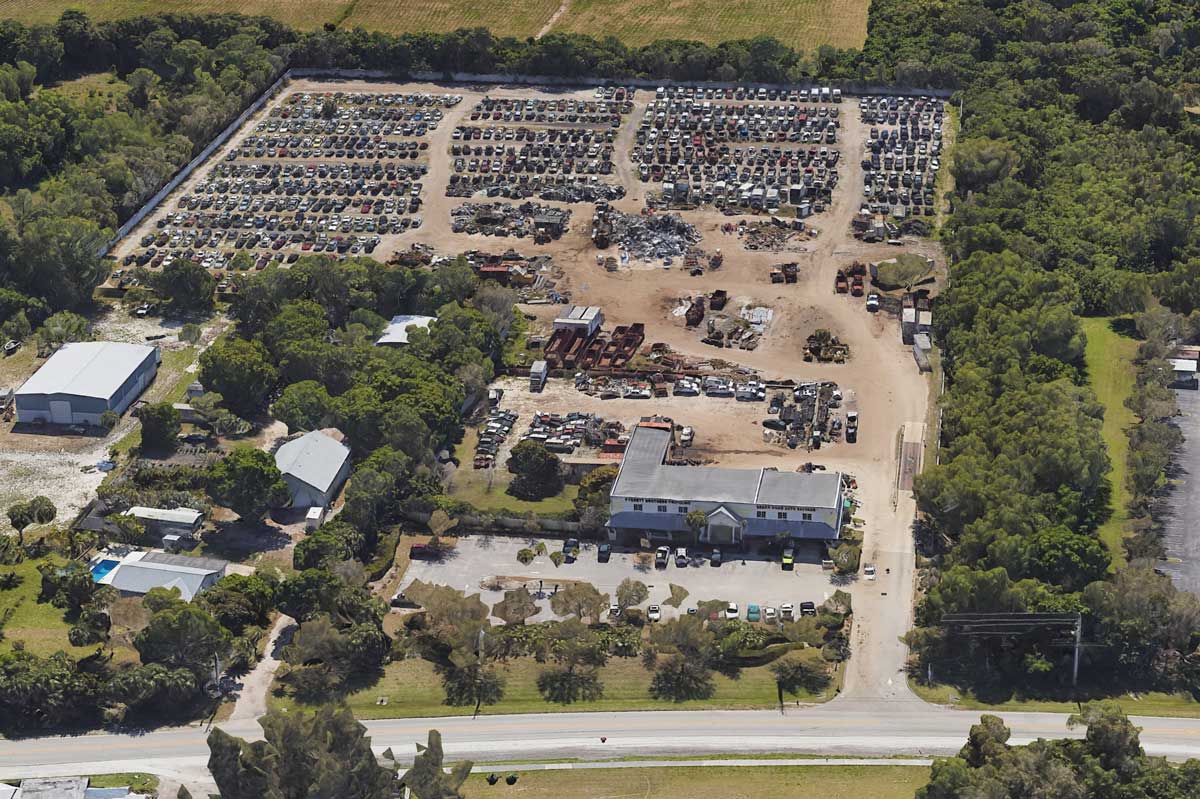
xmin=897 ymin=0 xmax=1200 ymax=695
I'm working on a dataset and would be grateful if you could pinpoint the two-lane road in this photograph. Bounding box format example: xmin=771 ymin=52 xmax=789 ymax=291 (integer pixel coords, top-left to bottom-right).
xmin=3 ymin=701 xmax=1199 ymax=777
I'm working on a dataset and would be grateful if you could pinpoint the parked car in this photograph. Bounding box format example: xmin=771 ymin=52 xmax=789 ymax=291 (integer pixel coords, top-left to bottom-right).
xmin=655 ymin=546 xmax=670 ymax=568
xmin=563 ymin=538 xmax=580 ymax=561
xmin=608 ymin=603 xmax=621 ymax=619
xmin=764 ymin=606 xmax=777 ymax=623
xmin=799 ymin=601 xmax=817 ymax=617
xmin=780 ymin=602 xmax=795 ymax=621
xmin=711 ymin=547 xmax=722 ymax=566
xmin=747 ymin=604 xmax=762 ymax=622
xmin=390 ymin=591 xmax=418 ymax=608
xmin=410 ymin=544 xmax=438 ymax=560
xmin=781 ymin=545 xmax=795 ymax=570
xmin=864 ymin=564 xmax=877 ymax=580
xmin=647 ymin=605 xmax=662 ymax=622
xmin=866 ymin=293 xmax=880 ymax=312
xmin=597 ymin=543 xmax=612 ymax=562
xmin=725 ymin=602 xmax=739 ymax=620
xmin=674 ymin=547 xmax=688 ymax=567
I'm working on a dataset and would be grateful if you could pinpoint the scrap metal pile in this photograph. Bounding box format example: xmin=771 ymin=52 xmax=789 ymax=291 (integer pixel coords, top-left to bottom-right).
xmin=446 ymin=172 xmax=626 ymax=202
xmin=761 ymin=381 xmax=844 ymax=451
xmin=735 ymin=219 xmax=811 ymax=252
xmin=608 ymin=210 xmax=701 ymax=261
xmin=450 ymin=202 xmax=572 ymax=241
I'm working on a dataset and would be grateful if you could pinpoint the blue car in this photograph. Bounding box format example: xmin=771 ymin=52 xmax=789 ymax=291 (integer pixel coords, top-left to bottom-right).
xmin=747 ymin=604 xmax=761 ymax=623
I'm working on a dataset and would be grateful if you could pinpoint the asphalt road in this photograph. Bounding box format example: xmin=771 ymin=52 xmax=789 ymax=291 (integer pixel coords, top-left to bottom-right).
xmin=3 ymin=700 xmax=1200 ymax=778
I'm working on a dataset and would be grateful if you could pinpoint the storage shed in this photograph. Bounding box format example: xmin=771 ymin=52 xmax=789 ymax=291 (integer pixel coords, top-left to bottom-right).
xmin=274 ymin=430 xmax=352 ymax=508
xmin=15 ymin=342 xmax=159 ymax=426
xmin=127 ymin=506 xmax=204 ymax=538
xmin=553 ymin=306 xmax=604 ymax=337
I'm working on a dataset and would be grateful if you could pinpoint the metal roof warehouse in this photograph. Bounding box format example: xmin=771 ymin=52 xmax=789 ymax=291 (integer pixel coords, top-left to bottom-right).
xmin=15 ymin=342 xmax=160 ymax=427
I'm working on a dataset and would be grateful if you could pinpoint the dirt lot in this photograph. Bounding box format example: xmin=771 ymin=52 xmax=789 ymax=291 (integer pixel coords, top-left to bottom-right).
xmin=101 ymin=73 xmax=937 ymax=552
xmin=0 ymin=308 xmax=227 ymax=531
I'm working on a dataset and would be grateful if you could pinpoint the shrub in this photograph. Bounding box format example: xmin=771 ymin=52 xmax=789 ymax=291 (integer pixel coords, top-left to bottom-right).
xmin=517 ymin=548 xmax=535 ymax=565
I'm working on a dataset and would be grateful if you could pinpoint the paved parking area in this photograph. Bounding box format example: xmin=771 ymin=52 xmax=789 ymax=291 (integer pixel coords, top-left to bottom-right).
xmin=400 ymin=534 xmax=844 ymax=623
xmin=1159 ymin=387 xmax=1200 ymax=595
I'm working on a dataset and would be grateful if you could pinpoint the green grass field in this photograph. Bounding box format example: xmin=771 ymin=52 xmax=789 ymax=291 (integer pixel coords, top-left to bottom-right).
xmin=0 ymin=556 xmax=90 ymax=657
xmin=462 ymin=765 xmax=929 ymax=799
xmin=554 ymin=0 xmax=870 ymax=49
xmin=0 ymin=0 xmax=869 ymax=49
xmin=0 ymin=1 xmax=343 ymax=28
xmin=274 ymin=648 xmax=837 ymax=718
xmin=1081 ymin=317 xmax=1139 ymax=564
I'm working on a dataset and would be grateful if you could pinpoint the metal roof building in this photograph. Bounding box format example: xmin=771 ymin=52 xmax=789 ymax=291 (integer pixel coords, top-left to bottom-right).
xmin=274 ymin=430 xmax=352 ymax=509
xmin=553 ymin=306 xmax=604 ymax=336
xmin=127 ymin=506 xmax=204 ymax=537
xmin=95 ymin=551 xmax=228 ymax=602
xmin=15 ymin=342 xmax=159 ymax=426
xmin=608 ymin=424 xmax=844 ymax=544
xmin=376 ymin=314 xmax=436 ymax=346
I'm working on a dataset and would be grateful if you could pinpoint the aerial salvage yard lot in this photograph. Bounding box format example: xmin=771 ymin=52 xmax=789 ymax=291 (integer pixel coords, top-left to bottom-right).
xmin=4 ymin=77 xmax=943 ymax=726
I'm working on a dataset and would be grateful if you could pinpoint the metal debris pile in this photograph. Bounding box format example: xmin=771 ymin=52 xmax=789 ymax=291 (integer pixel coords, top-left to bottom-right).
xmin=450 ymin=202 xmax=572 ymax=241
xmin=610 ymin=211 xmax=701 ymax=261
xmin=737 ymin=219 xmax=811 ymax=252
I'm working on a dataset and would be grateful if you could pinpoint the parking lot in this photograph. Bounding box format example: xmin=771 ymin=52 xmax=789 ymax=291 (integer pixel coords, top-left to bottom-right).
xmin=400 ymin=534 xmax=846 ymax=624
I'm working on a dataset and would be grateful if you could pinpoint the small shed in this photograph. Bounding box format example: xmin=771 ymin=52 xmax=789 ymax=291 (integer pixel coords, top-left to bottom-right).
xmin=553 ymin=306 xmax=604 ymax=337
xmin=127 ymin=506 xmax=204 ymax=538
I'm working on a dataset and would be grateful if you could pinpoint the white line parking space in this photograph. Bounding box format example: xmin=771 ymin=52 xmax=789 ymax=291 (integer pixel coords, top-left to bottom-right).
xmin=400 ymin=534 xmax=845 ymax=622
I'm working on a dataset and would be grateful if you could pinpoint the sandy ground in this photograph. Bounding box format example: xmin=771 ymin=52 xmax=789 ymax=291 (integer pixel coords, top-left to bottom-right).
xmin=0 ymin=308 xmax=228 ymax=531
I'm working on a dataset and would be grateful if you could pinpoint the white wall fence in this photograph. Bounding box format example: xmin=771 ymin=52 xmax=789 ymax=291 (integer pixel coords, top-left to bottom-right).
xmin=97 ymin=68 xmax=294 ymax=257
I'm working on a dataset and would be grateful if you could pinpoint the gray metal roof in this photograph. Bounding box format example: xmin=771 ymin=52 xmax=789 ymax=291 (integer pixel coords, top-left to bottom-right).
xmin=16 ymin=342 xmax=156 ymax=401
xmin=128 ymin=506 xmax=203 ymax=525
xmin=757 ymin=469 xmax=843 ymax=508
xmin=275 ymin=430 xmax=351 ymax=493
xmin=140 ymin=551 xmax=229 ymax=572
xmin=376 ymin=314 xmax=436 ymax=345
xmin=107 ymin=561 xmax=221 ymax=602
xmin=612 ymin=424 xmax=841 ymax=509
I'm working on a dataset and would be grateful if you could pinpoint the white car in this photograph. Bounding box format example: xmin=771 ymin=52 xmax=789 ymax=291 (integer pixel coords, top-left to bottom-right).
xmin=679 ymin=426 xmax=695 ymax=446
xmin=725 ymin=602 xmax=739 ymax=620
xmin=608 ymin=603 xmax=621 ymax=618
xmin=647 ymin=605 xmax=662 ymax=622
xmin=764 ymin=606 xmax=778 ymax=623
xmin=864 ymin=564 xmax=877 ymax=580
xmin=780 ymin=602 xmax=795 ymax=621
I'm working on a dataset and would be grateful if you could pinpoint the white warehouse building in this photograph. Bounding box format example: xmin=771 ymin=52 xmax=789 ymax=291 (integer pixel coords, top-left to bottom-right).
xmin=15 ymin=342 xmax=160 ymax=426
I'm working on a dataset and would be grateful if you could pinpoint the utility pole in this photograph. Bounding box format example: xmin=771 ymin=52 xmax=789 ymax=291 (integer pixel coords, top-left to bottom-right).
xmin=1072 ymin=614 xmax=1082 ymax=688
